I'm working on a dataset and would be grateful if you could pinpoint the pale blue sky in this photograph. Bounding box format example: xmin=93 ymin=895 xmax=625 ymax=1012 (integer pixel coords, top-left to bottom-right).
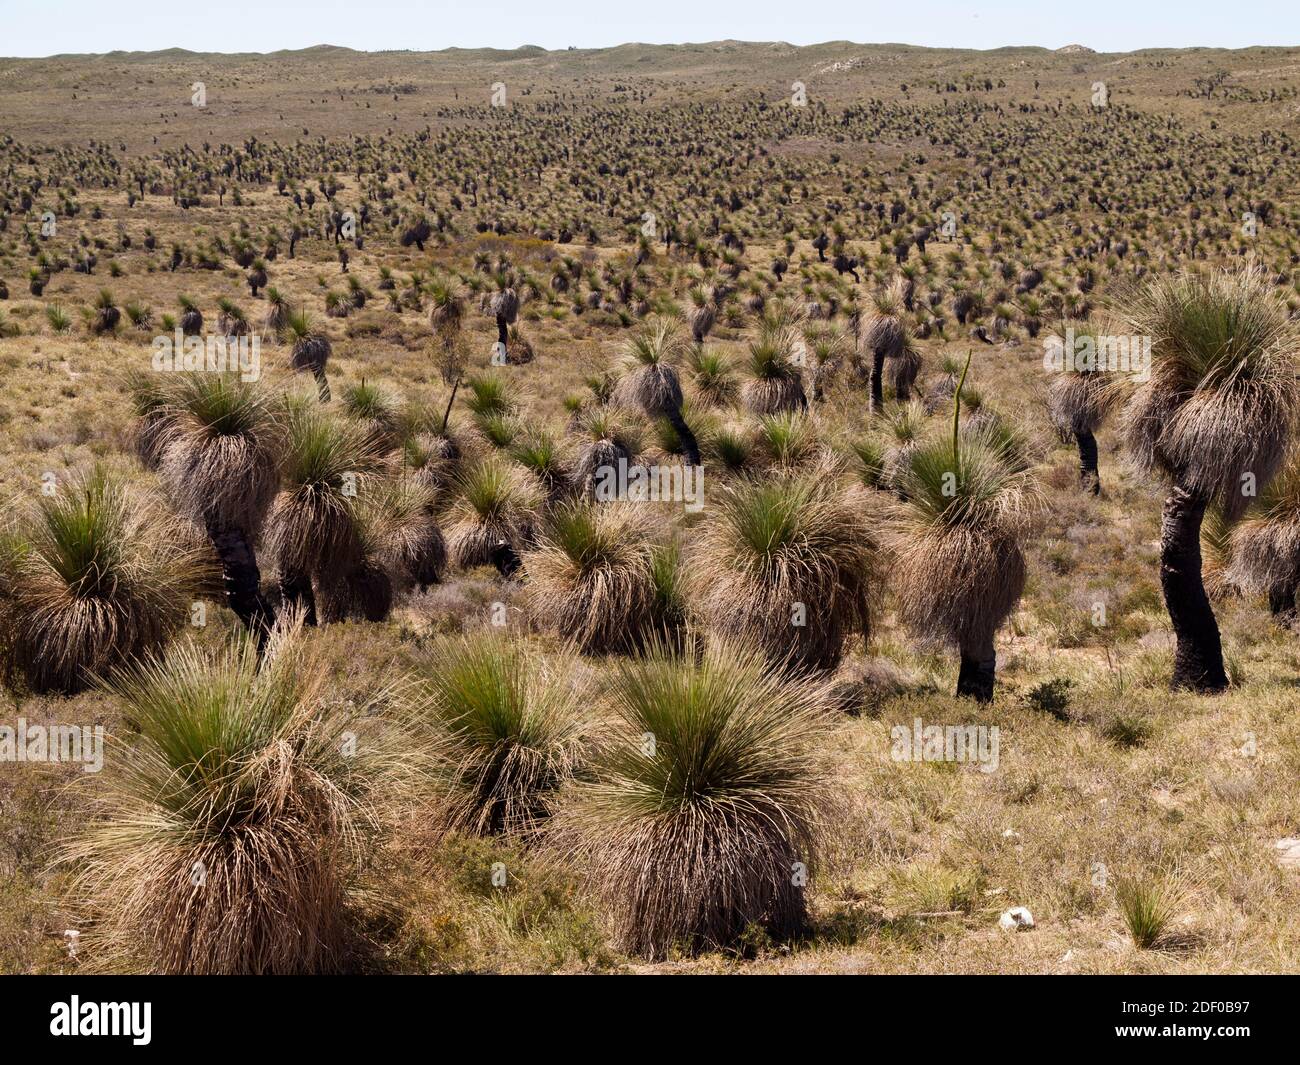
xmin=0 ymin=0 xmax=1296 ymax=57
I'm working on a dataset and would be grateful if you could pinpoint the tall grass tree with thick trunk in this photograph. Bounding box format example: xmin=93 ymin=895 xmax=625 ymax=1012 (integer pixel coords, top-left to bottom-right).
xmin=1046 ymin=321 xmax=1122 ymax=494
xmin=862 ymin=286 xmax=907 ymax=413
xmin=156 ymin=373 xmax=283 ymax=647
xmin=1121 ymin=264 xmax=1299 ymax=692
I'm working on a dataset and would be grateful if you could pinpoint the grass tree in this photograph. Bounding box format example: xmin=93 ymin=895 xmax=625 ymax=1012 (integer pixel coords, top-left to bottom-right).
xmin=340 ymin=379 xmax=403 ymax=452
xmin=1227 ymin=452 xmax=1300 ymax=623
xmin=742 ymin=306 xmax=808 ymax=415
xmin=1045 ymin=321 xmax=1122 ymax=494
xmin=888 ymin=335 xmax=923 ymax=404
xmin=523 ymin=500 xmax=685 ymax=653
xmin=862 ymin=286 xmax=907 ymax=412
xmin=328 ymin=478 xmax=445 ymax=621
xmin=65 ymin=621 xmax=400 ymax=973
xmin=262 ymin=286 xmax=290 ymax=336
xmin=689 ymin=344 xmax=736 ymax=406
xmin=886 ymin=356 xmax=1039 ymax=701
xmin=616 ymin=317 xmax=702 ymax=467
xmin=412 ymin=632 xmax=588 ymax=836
xmin=0 ymin=467 xmax=203 ymax=694
xmin=445 ymin=454 xmax=542 ymax=577
xmin=156 ymin=373 xmax=283 ymax=645
xmin=428 ymin=278 xmax=464 ymax=341
xmin=91 ymin=288 xmax=121 ymax=335
xmin=686 ymin=287 xmax=716 ymax=344
xmin=488 ymin=273 xmax=519 ymax=348
xmin=509 ymin=427 xmax=573 ymax=504
xmin=282 ymin=309 xmax=332 ymax=401
xmin=556 ymin=638 xmax=833 ymax=960
xmin=696 ymin=466 xmax=875 ymax=674
xmin=570 ymin=408 xmax=642 ymax=498
xmin=1121 ymin=265 xmax=1299 ymax=692
xmin=125 ymin=370 xmax=174 ymax=470
xmin=177 ymin=294 xmax=203 ymax=336
xmin=264 ymin=404 xmax=385 ymax=623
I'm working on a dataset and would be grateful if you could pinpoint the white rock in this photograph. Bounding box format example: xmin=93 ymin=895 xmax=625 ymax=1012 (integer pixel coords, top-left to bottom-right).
xmin=999 ymin=907 xmax=1035 ymax=932
xmin=1275 ymin=838 xmax=1300 ymax=870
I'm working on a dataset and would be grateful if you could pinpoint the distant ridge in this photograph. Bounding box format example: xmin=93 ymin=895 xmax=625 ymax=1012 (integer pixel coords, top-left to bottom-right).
xmin=7 ymin=39 xmax=1295 ymax=63
xmin=1 ymin=40 xmax=1121 ymax=62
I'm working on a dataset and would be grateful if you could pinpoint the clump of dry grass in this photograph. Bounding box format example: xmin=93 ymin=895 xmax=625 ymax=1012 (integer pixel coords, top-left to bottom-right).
xmin=1115 ymin=871 xmax=1190 ymax=950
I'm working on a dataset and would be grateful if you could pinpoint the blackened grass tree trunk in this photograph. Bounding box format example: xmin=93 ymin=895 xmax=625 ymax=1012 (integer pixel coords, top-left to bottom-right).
xmin=1159 ymin=485 xmax=1227 ymax=692
xmin=204 ymin=516 xmax=277 ymax=651
xmin=277 ymin=569 xmax=318 ymax=627
xmin=1268 ymin=579 xmax=1299 ymax=623
xmin=870 ymin=349 xmax=886 ymax=413
xmin=1076 ymin=429 xmax=1101 ymax=495
xmin=956 ymin=634 xmax=997 ymax=702
xmin=665 ymin=406 xmax=702 ymax=469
